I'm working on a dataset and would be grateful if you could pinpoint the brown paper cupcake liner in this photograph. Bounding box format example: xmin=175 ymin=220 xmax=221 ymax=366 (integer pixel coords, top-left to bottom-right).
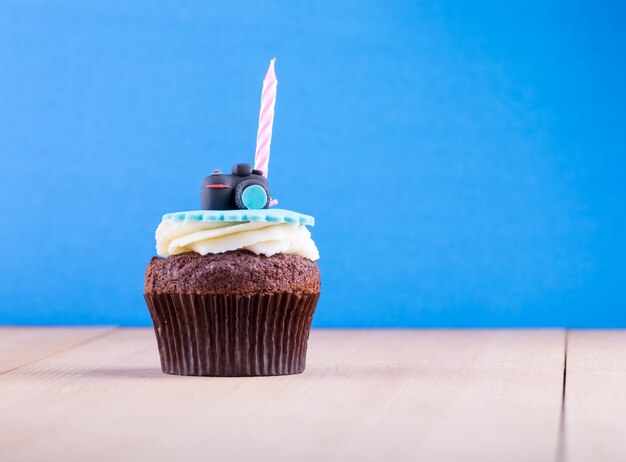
xmin=144 ymin=292 xmax=320 ymax=377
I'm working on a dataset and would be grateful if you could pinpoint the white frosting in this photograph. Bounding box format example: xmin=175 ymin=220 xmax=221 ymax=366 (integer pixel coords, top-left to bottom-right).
xmin=156 ymin=220 xmax=319 ymax=260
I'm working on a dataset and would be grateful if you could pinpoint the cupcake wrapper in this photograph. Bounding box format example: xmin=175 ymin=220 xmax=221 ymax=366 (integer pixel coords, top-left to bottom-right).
xmin=144 ymin=292 xmax=320 ymax=377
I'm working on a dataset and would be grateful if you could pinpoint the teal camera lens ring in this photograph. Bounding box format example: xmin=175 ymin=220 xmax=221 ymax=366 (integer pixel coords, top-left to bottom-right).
xmin=241 ymin=184 xmax=268 ymax=210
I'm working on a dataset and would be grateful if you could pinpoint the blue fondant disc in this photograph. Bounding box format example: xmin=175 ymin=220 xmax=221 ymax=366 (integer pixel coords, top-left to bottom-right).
xmin=162 ymin=208 xmax=315 ymax=226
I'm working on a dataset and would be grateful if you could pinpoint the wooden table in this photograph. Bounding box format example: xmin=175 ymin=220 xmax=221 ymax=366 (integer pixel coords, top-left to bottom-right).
xmin=0 ymin=328 xmax=624 ymax=462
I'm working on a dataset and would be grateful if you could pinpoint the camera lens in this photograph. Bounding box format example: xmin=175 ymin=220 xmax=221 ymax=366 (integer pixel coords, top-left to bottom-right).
xmin=234 ymin=180 xmax=269 ymax=210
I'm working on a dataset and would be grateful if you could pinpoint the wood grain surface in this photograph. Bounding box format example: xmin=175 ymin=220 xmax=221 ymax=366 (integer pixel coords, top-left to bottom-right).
xmin=0 ymin=328 xmax=569 ymax=462
xmin=564 ymin=330 xmax=626 ymax=462
xmin=0 ymin=327 xmax=112 ymax=374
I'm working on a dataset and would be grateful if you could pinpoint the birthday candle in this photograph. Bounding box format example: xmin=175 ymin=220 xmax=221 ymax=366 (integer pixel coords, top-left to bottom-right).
xmin=254 ymin=59 xmax=277 ymax=178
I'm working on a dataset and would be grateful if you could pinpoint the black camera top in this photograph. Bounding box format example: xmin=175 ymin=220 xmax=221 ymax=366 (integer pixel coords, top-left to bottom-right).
xmin=201 ymin=163 xmax=271 ymax=211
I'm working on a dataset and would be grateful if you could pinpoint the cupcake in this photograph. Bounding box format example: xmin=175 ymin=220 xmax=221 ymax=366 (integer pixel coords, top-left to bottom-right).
xmin=144 ymin=165 xmax=321 ymax=376
xmin=144 ymin=59 xmax=320 ymax=376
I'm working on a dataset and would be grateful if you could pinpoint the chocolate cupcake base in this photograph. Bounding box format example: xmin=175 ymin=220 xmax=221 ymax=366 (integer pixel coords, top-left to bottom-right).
xmin=145 ymin=292 xmax=319 ymax=376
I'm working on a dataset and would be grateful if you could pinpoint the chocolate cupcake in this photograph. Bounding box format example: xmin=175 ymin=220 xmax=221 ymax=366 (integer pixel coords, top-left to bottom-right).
xmin=144 ymin=60 xmax=320 ymax=376
xmin=144 ymin=187 xmax=320 ymax=377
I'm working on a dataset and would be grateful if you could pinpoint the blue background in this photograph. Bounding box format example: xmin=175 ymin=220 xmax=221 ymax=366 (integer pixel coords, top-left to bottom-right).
xmin=1 ymin=1 xmax=625 ymax=327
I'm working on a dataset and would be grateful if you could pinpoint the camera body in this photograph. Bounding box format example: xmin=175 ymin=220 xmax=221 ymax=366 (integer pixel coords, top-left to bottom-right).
xmin=201 ymin=163 xmax=271 ymax=210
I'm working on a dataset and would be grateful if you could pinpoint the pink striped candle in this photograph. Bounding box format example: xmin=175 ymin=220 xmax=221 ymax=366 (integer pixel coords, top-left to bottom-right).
xmin=254 ymin=59 xmax=277 ymax=178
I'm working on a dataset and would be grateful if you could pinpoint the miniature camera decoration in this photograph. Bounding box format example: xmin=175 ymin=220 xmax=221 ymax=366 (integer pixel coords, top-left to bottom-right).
xmin=201 ymin=163 xmax=271 ymax=210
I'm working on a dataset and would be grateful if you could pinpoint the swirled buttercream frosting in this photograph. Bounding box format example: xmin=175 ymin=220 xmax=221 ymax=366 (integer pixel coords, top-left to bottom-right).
xmin=155 ymin=210 xmax=319 ymax=260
